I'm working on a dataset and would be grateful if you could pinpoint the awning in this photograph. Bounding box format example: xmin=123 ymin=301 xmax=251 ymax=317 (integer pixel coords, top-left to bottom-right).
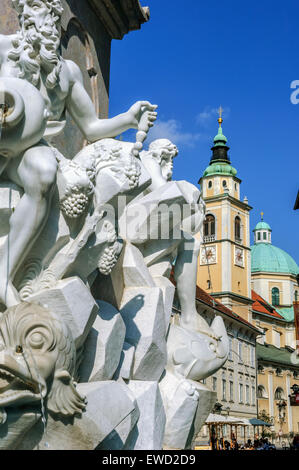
xmin=241 ymin=418 xmax=271 ymax=427
xmin=205 ymin=414 xmax=244 ymax=425
xmin=205 ymin=414 xmax=271 ymax=427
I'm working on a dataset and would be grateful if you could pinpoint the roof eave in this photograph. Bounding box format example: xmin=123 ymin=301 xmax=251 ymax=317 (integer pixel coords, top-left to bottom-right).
xmin=196 ymin=297 xmax=260 ymax=334
xmin=88 ymin=0 xmax=149 ymax=40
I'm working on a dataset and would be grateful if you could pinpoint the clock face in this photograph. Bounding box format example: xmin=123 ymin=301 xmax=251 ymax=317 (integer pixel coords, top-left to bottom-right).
xmin=235 ymin=247 xmax=244 ymax=267
xmin=201 ymin=245 xmax=216 ymax=265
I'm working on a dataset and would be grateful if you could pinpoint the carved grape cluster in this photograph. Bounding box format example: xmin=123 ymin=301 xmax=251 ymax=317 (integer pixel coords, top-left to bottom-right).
xmin=98 ymin=243 xmax=119 ymax=275
xmin=60 ymin=191 xmax=90 ymax=219
xmin=97 ymin=221 xmax=121 ymax=275
xmin=124 ymin=159 xmax=141 ymax=189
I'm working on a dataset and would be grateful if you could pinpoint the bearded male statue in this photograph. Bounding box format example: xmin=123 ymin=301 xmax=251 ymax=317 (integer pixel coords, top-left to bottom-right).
xmin=0 ymin=0 xmax=157 ymax=307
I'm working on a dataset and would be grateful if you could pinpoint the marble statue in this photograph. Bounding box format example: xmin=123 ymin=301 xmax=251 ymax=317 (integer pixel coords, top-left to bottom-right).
xmin=0 ymin=0 xmax=157 ymax=308
xmin=0 ymin=0 xmax=229 ymax=450
xmin=0 ymin=302 xmax=86 ymax=415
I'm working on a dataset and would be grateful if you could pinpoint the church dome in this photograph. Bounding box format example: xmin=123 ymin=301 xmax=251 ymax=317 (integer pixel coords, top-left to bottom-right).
xmin=203 ymin=162 xmax=237 ymax=177
xmin=254 ymin=221 xmax=271 ymax=231
xmin=251 ymin=242 xmax=299 ymax=275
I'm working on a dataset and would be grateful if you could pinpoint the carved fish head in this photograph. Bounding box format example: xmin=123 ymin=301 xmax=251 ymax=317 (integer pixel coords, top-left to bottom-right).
xmin=167 ymin=318 xmax=229 ymax=381
xmin=0 ymin=303 xmax=86 ymax=417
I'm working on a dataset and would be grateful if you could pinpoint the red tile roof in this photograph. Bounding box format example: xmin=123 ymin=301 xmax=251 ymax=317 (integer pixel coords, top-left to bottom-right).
xmin=195 ymin=284 xmax=259 ymax=332
xmin=170 ymin=269 xmax=259 ymax=332
xmin=251 ymin=290 xmax=284 ymax=319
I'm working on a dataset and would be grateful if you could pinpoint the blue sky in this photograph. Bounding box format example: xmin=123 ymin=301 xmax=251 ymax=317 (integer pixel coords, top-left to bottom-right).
xmin=109 ymin=0 xmax=299 ymax=263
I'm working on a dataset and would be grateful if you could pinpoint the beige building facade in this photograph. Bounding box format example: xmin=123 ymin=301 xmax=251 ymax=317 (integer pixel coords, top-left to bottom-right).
xmin=194 ymin=286 xmax=260 ymax=446
xmin=196 ymin=115 xmax=299 ymax=446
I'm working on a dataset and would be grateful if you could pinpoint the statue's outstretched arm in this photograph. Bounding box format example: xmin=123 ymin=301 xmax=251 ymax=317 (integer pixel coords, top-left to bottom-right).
xmin=65 ymin=60 xmax=157 ymax=143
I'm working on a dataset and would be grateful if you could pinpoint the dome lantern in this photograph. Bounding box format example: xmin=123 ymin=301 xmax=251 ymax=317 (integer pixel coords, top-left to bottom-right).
xmin=253 ymin=212 xmax=272 ymax=244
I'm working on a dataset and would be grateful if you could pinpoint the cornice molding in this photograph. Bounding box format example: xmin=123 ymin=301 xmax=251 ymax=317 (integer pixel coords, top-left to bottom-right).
xmin=88 ymin=0 xmax=149 ymax=39
xmin=203 ymin=193 xmax=253 ymax=211
xmin=212 ymin=291 xmax=254 ymax=305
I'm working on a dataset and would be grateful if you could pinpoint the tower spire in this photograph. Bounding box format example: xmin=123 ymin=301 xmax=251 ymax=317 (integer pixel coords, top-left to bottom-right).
xmin=201 ymin=106 xmax=237 ymax=180
xmin=218 ymin=106 xmax=223 ymax=127
xmin=210 ymin=107 xmax=230 ymax=164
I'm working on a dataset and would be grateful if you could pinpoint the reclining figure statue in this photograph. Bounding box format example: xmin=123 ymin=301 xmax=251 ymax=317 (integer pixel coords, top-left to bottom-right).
xmin=0 ymin=0 xmax=157 ymax=307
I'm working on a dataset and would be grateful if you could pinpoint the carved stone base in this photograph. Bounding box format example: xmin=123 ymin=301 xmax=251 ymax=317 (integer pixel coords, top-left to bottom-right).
xmin=160 ymin=373 xmax=216 ymax=450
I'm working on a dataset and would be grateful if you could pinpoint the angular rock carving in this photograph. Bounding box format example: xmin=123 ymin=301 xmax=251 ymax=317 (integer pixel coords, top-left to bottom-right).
xmin=120 ymin=287 xmax=167 ymax=381
xmin=79 ymin=301 xmax=126 ymax=382
xmin=126 ymin=381 xmax=166 ymax=450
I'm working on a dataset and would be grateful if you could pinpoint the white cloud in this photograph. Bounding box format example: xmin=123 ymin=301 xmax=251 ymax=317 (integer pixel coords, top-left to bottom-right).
xmin=196 ymin=106 xmax=230 ymax=127
xmin=147 ymin=119 xmax=201 ymax=147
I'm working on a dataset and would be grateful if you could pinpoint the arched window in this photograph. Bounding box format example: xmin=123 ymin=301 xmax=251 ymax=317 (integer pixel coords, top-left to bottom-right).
xmin=235 ymin=216 xmax=241 ymax=242
xmin=295 ymin=291 xmax=298 ymax=302
xmin=203 ymin=214 xmax=216 ymax=242
xmin=274 ymin=387 xmax=285 ymax=400
xmin=257 ymin=385 xmax=268 ymax=399
xmin=272 ymin=287 xmax=280 ymax=306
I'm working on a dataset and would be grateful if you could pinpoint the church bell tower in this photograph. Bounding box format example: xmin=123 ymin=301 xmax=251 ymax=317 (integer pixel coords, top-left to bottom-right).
xmin=196 ymin=109 xmax=253 ymax=322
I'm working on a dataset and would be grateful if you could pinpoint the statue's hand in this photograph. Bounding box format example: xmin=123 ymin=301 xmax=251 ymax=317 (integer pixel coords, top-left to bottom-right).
xmin=127 ymin=101 xmax=158 ymax=131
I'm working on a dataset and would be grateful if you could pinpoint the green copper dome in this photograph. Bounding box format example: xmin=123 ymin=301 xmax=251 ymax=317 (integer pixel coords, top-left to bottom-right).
xmin=213 ymin=125 xmax=228 ymax=147
xmin=251 ymin=243 xmax=299 ymax=275
xmin=203 ymin=162 xmax=237 ymax=177
xmin=253 ymin=221 xmax=272 ymax=231
xmin=203 ymin=116 xmax=238 ymax=178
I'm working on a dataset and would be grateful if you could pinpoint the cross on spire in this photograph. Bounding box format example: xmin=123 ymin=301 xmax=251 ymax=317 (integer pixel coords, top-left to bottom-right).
xmin=218 ymin=106 xmax=223 ymax=126
xmin=261 ymin=211 xmax=264 ymax=220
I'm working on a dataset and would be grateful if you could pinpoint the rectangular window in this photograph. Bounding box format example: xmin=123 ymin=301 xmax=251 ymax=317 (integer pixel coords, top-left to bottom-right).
xmin=263 ymin=232 xmax=267 ymax=240
xmin=239 ymin=383 xmax=243 ymax=403
xmin=212 ymin=377 xmax=217 ymax=392
xmin=250 ymin=346 xmax=255 ymax=367
xmin=246 ymin=385 xmax=250 ymax=404
xmin=228 ymin=337 xmax=233 ymax=361
xmin=238 ymin=341 xmax=242 ymax=362
xmin=229 ymin=381 xmax=234 ymax=402
xmin=252 ymin=386 xmax=256 ymax=406
xmin=243 ymin=344 xmax=247 ymax=364
xmin=273 ymin=330 xmax=281 ymax=349
xmin=222 ymin=379 xmax=227 ymax=401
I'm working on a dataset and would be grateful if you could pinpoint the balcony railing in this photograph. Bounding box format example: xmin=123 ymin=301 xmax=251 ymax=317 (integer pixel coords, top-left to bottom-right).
xmin=203 ymin=235 xmax=216 ymax=243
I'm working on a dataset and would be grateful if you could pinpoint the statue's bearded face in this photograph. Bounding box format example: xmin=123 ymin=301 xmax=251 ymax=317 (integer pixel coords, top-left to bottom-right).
xmin=8 ymin=0 xmax=63 ymax=89
xmin=21 ymin=0 xmax=50 ymax=32
xmin=147 ymin=139 xmax=178 ymax=182
xmin=160 ymin=149 xmax=175 ymax=181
